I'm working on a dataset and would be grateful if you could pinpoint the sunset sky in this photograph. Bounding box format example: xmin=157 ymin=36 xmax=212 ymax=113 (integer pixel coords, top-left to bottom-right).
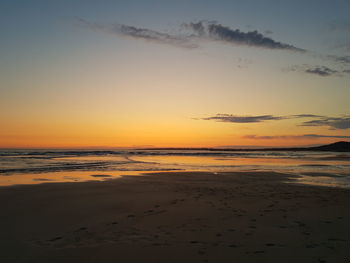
xmin=1 ymin=0 xmax=350 ymax=148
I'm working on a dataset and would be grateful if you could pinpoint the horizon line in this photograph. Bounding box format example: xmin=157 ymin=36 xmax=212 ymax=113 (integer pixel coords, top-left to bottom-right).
xmin=0 ymin=141 xmax=348 ymax=150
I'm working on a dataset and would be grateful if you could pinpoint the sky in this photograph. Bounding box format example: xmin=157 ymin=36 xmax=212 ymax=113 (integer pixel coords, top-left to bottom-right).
xmin=1 ymin=0 xmax=350 ymax=148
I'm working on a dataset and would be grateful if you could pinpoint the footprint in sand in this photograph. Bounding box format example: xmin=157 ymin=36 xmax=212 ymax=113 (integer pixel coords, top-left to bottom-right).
xmin=48 ymin=236 xmax=63 ymax=242
xmin=76 ymin=227 xmax=87 ymax=231
xmin=228 ymin=244 xmax=238 ymax=248
xmin=265 ymin=243 xmax=275 ymax=247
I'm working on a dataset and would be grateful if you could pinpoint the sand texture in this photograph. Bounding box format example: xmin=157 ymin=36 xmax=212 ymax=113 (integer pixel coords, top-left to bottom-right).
xmin=1 ymin=171 xmax=350 ymax=262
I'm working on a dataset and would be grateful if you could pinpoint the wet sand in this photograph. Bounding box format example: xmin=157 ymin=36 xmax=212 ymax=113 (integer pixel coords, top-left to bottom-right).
xmin=1 ymin=171 xmax=350 ymax=263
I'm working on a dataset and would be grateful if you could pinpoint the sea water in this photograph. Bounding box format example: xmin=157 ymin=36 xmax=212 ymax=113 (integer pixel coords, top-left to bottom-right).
xmin=0 ymin=149 xmax=349 ymax=187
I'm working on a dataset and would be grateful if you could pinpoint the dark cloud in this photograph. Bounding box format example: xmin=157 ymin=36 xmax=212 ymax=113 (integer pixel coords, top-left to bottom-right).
xmin=303 ymin=134 xmax=350 ymax=139
xmin=304 ymin=66 xmax=338 ymax=77
xmin=183 ymin=21 xmax=304 ymax=52
xmin=201 ymin=114 xmax=286 ymax=123
xmin=300 ymin=116 xmax=350 ymax=130
xmin=200 ymin=114 xmax=350 ymax=130
xmin=292 ymin=114 xmax=324 ymax=118
xmin=243 ymin=134 xmax=350 ymax=140
xmin=75 ymin=17 xmax=350 ymax=71
xmin=287 ymin=65 xmax=341 ymax=77
xmin=75 ymin=18 xmax=304 ymax=52
xmin=74 ymin=17 xmax=198 ymax=49
xmin=243 ymin=135 xmax=302 ymax=140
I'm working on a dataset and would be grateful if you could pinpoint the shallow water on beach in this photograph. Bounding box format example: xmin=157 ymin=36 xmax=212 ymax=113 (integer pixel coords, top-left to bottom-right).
xmin=0 ymin=149 xmax=349 ymax=187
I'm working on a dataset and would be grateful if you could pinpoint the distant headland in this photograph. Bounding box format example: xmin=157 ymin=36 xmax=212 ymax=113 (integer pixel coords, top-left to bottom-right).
xmin=142 ymin=141 xmax=350 ymax=152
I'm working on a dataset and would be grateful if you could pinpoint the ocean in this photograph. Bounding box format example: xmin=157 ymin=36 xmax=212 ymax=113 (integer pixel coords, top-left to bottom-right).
xmin=0 ymin=149 xmax=349 ymax=187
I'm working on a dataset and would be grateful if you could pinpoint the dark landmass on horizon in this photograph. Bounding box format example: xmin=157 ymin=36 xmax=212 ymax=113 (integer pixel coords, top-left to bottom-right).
xmin=141 ymin=141 xmax=350 ymax=152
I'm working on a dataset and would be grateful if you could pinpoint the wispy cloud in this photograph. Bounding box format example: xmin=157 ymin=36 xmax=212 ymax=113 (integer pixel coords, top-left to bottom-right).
xmin=303 ymin=134 xmax=350 ymax=139
xmin=201 ymin=114 xmax=287 ymax=123
xmin=183 ymin=21 xmax=304 ymax=52
xmin=286 ymin=65 xmax=342 ymax=77
xmin=75 ymin=17 xmax=304 ymax=52
xmin=243 ymin=134 xmax=350 ymax=140
xmin=74 ymin=17 xmax=198 ymax=49
xmin=305 ymin=66 xmax=338 ymax=77
xmin=200 ymin=114 xmax=350 ymax=130
xmin=243 ymin=135 xmax=302 ymax=140
xmin=300 ymin=116 xmax=350 ymax=130
xmin=292 ymin=114 xmax=324 ymax=118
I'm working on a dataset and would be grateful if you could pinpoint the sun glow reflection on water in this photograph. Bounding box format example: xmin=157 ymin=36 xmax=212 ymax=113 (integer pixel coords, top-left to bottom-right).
xmin=0 ymin=150 xmax=349 ymax=187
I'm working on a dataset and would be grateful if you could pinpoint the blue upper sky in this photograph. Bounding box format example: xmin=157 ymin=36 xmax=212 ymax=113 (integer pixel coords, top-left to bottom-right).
xmin=1 ymin=0 xmax=350 ymax=52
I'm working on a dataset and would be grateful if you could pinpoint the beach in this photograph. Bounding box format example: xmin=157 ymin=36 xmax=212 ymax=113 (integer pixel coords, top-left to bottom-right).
xmin=1 ymin=171 xmax=350 ymax=263
xmin=3 ymin=1 xmax=350 ymax=262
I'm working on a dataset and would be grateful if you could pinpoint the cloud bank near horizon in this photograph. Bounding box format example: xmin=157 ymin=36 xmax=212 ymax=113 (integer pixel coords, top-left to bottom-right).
xmin=301 ymin=116 xmax=350 ymax=130
xmin=243 ymin=134 xmax=350 ymax=140
xmin=200 ymin=114 xmax=350 ymax=130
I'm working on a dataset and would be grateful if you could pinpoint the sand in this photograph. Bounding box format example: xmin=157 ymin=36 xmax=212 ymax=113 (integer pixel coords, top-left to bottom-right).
xmin=1 ymin=171 xmax=350 ymax=263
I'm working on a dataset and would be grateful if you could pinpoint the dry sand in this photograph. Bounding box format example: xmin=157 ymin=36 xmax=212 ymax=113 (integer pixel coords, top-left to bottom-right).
xmin=1 ymin=171 xmax=350 ymax=263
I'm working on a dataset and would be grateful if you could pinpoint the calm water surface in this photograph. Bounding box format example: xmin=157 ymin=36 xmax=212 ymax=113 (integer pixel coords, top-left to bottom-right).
xmin=0 ymin=149 xmax=349 ymax=187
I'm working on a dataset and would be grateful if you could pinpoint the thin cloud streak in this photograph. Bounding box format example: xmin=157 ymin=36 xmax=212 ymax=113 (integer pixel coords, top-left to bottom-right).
xmin=243 ymin=135 xmax=303 ymax=140
xmin=303 ymin=134 xmax=350 ymax=139
xmin=200 ymin=114 xmax=350 ymax=130
xmin=201 ymin=114 xmax=287 ymax=123
xmin=292 ymin=114 xmax=324 ymax=118
xmin=74 ymin=17 xmax=198 ymax=49
xmin=243 ymin=134 xmax=350 ymax=140
xmin=287 ymin=65 xmax=341 ymax=77
xmin=300 ymin=116 xmax=350 ymax=130
xmin=305 ymin=66 xmax=338 ymax=77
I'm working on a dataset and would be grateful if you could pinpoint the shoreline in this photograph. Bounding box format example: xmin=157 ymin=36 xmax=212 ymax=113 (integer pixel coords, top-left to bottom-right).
xmin=1 ymin=171 xmax=350 ymax=262
xmin=2 ymin=168 xmax=350 ymax=190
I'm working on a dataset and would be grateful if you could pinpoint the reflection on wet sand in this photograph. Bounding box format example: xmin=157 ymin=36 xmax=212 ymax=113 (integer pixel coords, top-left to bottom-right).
xmin=0 ymin=150 xmax=349 ymax=188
